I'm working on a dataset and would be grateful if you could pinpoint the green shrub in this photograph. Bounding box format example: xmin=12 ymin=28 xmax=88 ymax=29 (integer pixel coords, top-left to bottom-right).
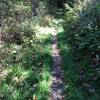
xmin=64 ymin=1 xmax=100 ymax=59
xmin=63 ymin=1 xmax=100 ymax=99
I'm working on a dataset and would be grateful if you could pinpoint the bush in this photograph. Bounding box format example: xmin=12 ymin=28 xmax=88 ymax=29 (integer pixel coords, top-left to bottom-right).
xmin=64 ymin=1 xmax=100 ymax=61
xmin=64 ymin=1 xmax=100 ymax=99
xmin=0 ymin=0 xmax=33 ymax=45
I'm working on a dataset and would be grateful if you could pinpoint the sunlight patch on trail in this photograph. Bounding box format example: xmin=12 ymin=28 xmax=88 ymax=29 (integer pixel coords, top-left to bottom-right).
xmin=35 ymin=26 xmax=57 ymax=36
xmin=35 ymin=18 xmax=64 ymax=38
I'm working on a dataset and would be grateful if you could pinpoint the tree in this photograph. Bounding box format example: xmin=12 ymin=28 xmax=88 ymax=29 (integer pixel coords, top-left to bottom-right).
xmin=31 ymin=0 xmax=39 ymax=16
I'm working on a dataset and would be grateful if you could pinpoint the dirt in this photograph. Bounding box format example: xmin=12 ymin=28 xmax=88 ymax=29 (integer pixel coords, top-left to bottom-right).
xmin=50 ymin=34 xmax=65 ymax=100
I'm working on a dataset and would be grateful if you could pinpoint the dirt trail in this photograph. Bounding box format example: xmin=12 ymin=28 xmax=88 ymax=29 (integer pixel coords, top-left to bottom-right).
xmin=50 ymin=33 xmax=65 ymax=100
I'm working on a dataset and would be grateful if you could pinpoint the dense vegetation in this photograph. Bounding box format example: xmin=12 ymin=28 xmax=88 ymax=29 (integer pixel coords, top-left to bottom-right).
xmin=0 ymin=0 xmax=100 ymax=100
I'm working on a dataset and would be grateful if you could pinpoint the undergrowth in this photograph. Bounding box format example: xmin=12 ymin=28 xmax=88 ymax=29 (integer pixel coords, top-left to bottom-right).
xmin=0 ymin=35 xmax=52 ymax=100
xmin=57 ymin=30 xmax=100 ymax=100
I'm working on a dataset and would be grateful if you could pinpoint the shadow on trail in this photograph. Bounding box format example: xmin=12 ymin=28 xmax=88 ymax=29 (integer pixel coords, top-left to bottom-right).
xmin=50 ymin=34 xmax=65 ymax=100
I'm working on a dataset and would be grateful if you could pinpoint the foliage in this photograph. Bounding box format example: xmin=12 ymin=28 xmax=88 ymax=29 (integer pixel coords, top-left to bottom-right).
xmin=0 ymin=0 xmax=52 ymax=100
xmin=0 ymin=0 xmax=100 ymax=100
xmin=0 ymin=35 xmax=52 ymax=100
xmin=65 ymin=1 xmax=100 ymax=56
xmin=63 ymin=0 xmax=100 ymax=99
xmin=0 ymin=0 xmax=33 ymax=45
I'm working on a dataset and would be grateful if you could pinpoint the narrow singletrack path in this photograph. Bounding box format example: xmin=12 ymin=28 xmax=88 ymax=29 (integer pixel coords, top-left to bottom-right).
xmin=50 ymin=32 xmax=65 ymax=100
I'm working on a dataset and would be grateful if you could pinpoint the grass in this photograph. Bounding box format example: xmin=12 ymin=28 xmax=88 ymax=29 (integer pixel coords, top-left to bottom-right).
xmin=0 ymin=33 xmax=52 ymax=100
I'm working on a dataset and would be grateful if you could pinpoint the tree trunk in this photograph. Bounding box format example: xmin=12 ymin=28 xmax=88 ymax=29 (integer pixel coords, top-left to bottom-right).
xmin=95 ymin=0 xmax=100 ymax=28
xmin=31 ymin=0 xmax=39 ymax=16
